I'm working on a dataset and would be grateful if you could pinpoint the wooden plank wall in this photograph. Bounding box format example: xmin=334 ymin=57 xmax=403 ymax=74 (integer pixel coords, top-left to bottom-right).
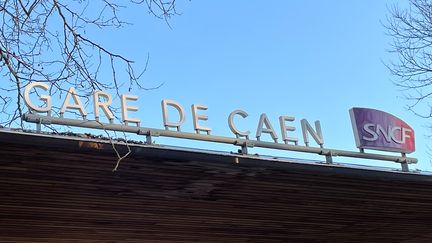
xmin=1 ymin=135 xmax=432 ymax=242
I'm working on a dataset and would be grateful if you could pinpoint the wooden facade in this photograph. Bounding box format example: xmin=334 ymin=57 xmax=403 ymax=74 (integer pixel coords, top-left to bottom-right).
xmin=1 ymin=129 xmax=432 ymax=242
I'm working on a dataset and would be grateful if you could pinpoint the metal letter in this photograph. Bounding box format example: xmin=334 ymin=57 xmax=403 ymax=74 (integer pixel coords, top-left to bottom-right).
xmin=60 ymin=87 xmax=87 ymax=119
xmin=228 ymin=109 xmax=250 ymax=138
xmin=161 ymin=99 xmax=185 ymax=131
xmin=191 ymin=104 xmax=211 ymax=135
xmin=93 ymin=91 xmax=114 ymax=122
xmin=23 ymin=82 xmax=51 ymax=114
xmin=279 ymin=116 xmax=298 ymax=145
xmin=301 ymin=119 xmax=324 ymax=147
xmin=256 ymin=113 xmax=278 ymax=142
xmin=121 ymin=94 xmax=140 ymax=126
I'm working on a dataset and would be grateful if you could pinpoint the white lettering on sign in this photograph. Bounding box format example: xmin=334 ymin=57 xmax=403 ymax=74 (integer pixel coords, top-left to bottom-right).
xmin=362 ymin=123 xmax=412 ymax=144
xmin=93 ymin=91 xmax=114 ymax=123
xmin=60 ymin=87 xmax=87 ymax=119
xmin=121 ymin=94 xmax=140 ymax=126
xmin=279 ymin=116 xmax=298 ymax=145
xmin=301 ymin=119 xmax=324 ymax=147
xmin=162 ymin=99 xmax=185 ymax=131
xmin=228 ymin=109 xmax=250 ymax=139
xmin=192 ymin=104 xmax=212 ymax=135
xmin=23 ymin=82 xmax=51 ymax=114
xmin=256 ymin=113 xmax=278 ymax=143
xmin=22 ymin=82 xmax=326 ymax=148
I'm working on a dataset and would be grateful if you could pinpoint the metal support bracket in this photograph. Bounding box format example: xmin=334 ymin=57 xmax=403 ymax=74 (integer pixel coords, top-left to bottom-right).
xmin=400 ymin=153 xmax=409 ymax=172
xmin=36 ymin=120 xmax=41 ymax=133
xmin=401 ymin=162 xmax=409 ymax=172
xmin=21 ymin=113 xmax=419 ymax=167
xmin=236 ymin=140 xmax=255 ymax=155
xmin=138 ymin=129 xmax=160 ymax=145
xmin=320 ymin=149 xmax=333 ymax=164
xmin=35 ymin=117 xmax=52 ymax=133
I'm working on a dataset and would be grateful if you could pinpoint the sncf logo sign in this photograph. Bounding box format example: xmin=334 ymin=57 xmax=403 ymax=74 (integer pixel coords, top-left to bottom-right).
xmin=349 ymin=108 xmax=415 ymax=154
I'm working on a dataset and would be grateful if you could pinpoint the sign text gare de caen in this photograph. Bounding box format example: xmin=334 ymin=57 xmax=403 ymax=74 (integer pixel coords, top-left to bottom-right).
xmin=22 ymin=82 xmax=415 ymax=156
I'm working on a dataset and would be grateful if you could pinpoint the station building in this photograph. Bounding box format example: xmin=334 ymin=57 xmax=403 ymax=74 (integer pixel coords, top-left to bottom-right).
xmin=1 ymin=128 xmax=432 ymax=242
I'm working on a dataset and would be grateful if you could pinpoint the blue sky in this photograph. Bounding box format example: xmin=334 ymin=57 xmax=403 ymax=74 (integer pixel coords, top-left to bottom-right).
xmin=41 ymin=1 xmax=432 ymax=170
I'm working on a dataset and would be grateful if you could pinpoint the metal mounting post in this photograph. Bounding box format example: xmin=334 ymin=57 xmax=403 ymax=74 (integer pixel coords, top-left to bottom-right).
xmin=146 ymin=134 xmax=152 ymax=145
xmin=34 ymin=116 xmax=52 ymax=133
xmin=401 ymin=153 xmax=409 ymax=172
xmin=240 ymin=144 xmax=248 ymax=154
xmin=236 ymin=140 xmax=254 ymax=155
xmin=325 ymin=154 xmax=333 ymax=164
xmin=320 ymin=149 xmax=333 ymax=164
xmin=21 ymin=113 xmax=419 ymax=167
xmin=36 ymin=119 xmax=42 ymax=133
xmin=138 ymin=129 xmax=160 ymax=145
xmin=401 ymin=162 xmax=409 ymax=172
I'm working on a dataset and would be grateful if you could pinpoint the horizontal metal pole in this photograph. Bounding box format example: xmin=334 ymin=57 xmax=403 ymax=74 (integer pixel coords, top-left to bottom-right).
xmin=22 ymin=113 xmax=418 ymax=164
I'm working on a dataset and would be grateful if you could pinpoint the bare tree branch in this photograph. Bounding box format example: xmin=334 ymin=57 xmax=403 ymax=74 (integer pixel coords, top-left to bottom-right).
xmin=0 ymin=0 xmax=180 ymax=127
xmin=386 ymin=0 xmax=432 ymax=118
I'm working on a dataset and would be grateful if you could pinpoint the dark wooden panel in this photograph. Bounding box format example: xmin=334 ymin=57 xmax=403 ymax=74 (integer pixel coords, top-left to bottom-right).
xmin=1 ymin=131 xmax=432 ymax=242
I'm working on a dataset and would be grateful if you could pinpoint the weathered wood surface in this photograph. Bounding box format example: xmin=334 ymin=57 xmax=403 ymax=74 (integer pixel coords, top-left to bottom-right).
xmin=1 ymin=131 xmax=432 ymax=242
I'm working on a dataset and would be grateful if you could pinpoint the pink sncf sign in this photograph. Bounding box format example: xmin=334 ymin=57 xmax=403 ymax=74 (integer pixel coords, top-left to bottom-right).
xmin=349 ymin=108 xmax=415 ymax=154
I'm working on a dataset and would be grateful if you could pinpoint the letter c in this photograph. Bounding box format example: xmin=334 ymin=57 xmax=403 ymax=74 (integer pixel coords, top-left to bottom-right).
xmin=390 ymin=126 xmax=403 ymax=144
xmin=228 ymin=110 xmax=250 ymax=138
